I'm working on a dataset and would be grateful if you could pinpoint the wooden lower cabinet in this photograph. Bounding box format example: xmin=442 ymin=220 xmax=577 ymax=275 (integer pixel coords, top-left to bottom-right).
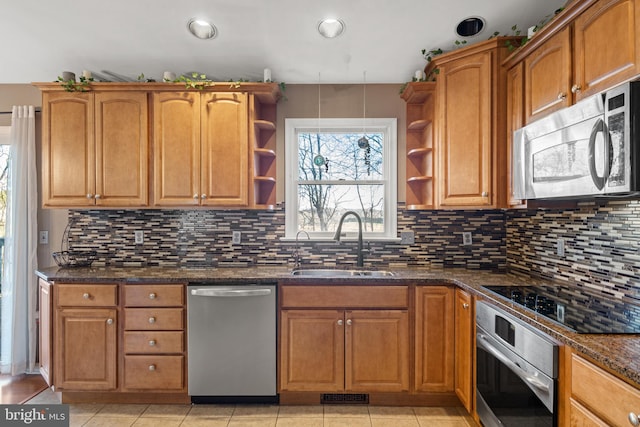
xmin=38 ymin=279 xmax=53 ymax=386
xmin=279 ymin=309 xmax=409 ymax=392
xmin=54 ymin=307 xmax=118 ymax=391
xmin=454 ymin=288 xmax=474 ymax=412
xmin=415 ymin=286 xmax=454 ymax=392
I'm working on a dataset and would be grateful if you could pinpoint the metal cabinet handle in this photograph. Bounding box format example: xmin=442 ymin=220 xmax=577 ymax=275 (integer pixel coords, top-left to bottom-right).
xmin=200 ymin=194 xmax=207 ymax=199
xmin=629 ymin=412 xmax=639 ymax=426
xmin=337 ymin=319 xmax=343 ymax=326
xmin=106 ymin=318 xmax=113 ymax=325
xmin=148 ymin=364 xmax=156 ymax=371
xmin=481 ymin=191 xmax=488 ymax=197
xmin=94 ymin=194 xmax=101 ymax=199
xmin=346 ymin=319 xmax=352 ymax=326
xmin=193 ymin=194 xmax=199 ymax=199
xmin=148 ymin=317 xmax=156 ymax=324
xmin=83 ymin=293 xmax=90 ymax=299
xmin=149 ymin=340 xmax=156 ymax=346
xmin=462 ymin=303 xmax=469 ymax=309
xmin=86 ymin=194 xmax=93 ymax=199
xmin=571 ymin=84 xmax=581 ymax=94
xmin=149 ymin=293 xmax=156 ymax=300
xmin=557 ymin=92 xmax=567 ymax=100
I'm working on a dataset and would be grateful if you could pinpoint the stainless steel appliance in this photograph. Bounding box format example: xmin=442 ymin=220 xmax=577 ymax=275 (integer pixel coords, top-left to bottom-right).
xmin=476 ymin=301 xmax=558 ymax=427
xmin=187 ymin=283 xmax=277 ymax=403
xmin=512 ymin=80 xmax=640 ymax=200
xmin=483 ymin=284 xmax=640 ymax=334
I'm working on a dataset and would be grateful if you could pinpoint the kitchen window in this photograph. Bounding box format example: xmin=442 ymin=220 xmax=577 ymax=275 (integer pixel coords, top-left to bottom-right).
xmin=284 ymin=118 xmax=397 ymax=240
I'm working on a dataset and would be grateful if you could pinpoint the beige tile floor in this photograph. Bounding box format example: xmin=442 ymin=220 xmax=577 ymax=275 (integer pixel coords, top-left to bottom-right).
xmin=27 ymin=388 xmax=478 ymax=427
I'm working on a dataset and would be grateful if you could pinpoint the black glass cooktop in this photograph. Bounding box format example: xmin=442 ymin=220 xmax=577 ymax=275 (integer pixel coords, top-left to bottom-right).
xmin=483 ymin=284 xmax=640 ymax=334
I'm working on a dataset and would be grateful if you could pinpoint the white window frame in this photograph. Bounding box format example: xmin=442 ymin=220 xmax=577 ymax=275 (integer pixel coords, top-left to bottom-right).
xmin=284 ymin=117 xmax=398 ymax=240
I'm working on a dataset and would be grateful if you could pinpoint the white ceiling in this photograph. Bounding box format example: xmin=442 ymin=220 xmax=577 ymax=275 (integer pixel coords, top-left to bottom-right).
xmin=2 ymin=0 xmax=567 ymax=84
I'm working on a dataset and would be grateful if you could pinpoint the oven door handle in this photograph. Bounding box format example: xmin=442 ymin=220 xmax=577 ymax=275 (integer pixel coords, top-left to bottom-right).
xmin=477 ymin=333 xmax=550 ymax=394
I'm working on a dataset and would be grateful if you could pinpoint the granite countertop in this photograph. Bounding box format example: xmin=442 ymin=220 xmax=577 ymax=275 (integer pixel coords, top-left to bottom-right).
xmin=36 ymin=265 xmax=640 ymax=388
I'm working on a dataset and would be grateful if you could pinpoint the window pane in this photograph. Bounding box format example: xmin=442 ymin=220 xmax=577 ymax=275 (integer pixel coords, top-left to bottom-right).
xmin=298 ymin=184 xmax=384 ymax=233
xmin=297 ymin=131 xmax=383 ymax=181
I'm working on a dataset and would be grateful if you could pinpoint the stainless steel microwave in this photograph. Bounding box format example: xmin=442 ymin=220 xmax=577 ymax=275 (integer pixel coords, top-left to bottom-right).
xmin=512 ymin=81 xmax=640 ymax=200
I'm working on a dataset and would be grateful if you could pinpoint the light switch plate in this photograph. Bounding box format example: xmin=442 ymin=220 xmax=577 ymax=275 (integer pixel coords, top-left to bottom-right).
xmin=39 ymin=231 xmax=49 ymax=245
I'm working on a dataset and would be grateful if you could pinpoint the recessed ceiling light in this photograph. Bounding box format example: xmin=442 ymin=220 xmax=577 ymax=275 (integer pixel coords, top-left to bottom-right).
xmin=188 ymin=18 xmax=217 ymax=39
xmin=455 ymin=17 xmax=485 ymax=37
xmin=318 ymin=18 xmax=345 ymax=38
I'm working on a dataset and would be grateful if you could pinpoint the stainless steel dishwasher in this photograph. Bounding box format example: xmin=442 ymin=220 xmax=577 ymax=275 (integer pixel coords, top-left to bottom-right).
xmin=187 ymin=283 xmax=277 ymax=403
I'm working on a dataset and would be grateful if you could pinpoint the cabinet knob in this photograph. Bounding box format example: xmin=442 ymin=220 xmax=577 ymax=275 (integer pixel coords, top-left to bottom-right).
xmin=337 ymin=319 xmax=343 ymax=326
xmin=193 ymin=194 xmax=199 ymax=199
xmin=149 ymin=340 xmax=156 ymax=346
xmin=462 ymin=303 xmax=470 ymax=309
xmin=86 ymin=194 xmax=93 ymax=199
xmin=346 ymin=319 xmax=352 ymax=326
xmin=200 ymin=194 xmax=207 ymax=199
xmin=481 ymin=191 xmax=488 ymax=197
xmin=148 ymin=317 xmax=156 ymax=324
xmin=148 ymin=364 xmax=156 ymax=371
xmin=94 ymin=194 xmax=101 ymax=199
xmin=571 ymin=84 xmax=582 ymax=94
xmin=106 ymin=318 xmax=113 ymax=325
xmin=83 ymin=293 xmax=90 ymax=299
xmin=557 ymin=92 xmax=567 ymax=100
xmin=629 ymin=412 xmax=639 ymax=426
xmin=149 ymin=293 xmax=157 ymax=300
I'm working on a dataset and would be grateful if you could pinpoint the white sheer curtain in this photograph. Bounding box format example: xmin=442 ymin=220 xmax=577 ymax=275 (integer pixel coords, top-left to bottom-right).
xmin=1 ymin=105 xmax=38 ymax=374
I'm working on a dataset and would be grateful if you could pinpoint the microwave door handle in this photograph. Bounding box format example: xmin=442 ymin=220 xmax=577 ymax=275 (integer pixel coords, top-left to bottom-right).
xmin=588 ymin=118 xmax=607 ymax=190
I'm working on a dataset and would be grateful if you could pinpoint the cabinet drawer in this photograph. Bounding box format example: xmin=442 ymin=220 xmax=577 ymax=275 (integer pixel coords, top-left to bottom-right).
xmin=571 ymin=354 xmax=640 ymax=426
xmin=123 ymin=355 xmax=184 ymax=390
xmin=124 ymin=308 xmax=184 ymax=330
xmin=124 ymin=331 xmax=184 ymax=354
xmin=56 ymin=284 xmax=118 ymax=307
xmin=124 ymin=284 xmax=184 ymax=307
xmin=281 ymin=285 xmax=408 ymax=309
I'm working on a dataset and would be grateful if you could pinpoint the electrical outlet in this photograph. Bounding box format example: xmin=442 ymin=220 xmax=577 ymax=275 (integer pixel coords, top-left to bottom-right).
xmin=39 ymin=231 xmax=49 ymax=245
xmin=232 ymin=231 xmax=242 ymax=244
xmin=134 ymin=230 xmax=144 ymax=244
xmin=556 ymin=303 xmax=565 ymax=323
xmin=556 ymin=238 xmax=565 ymax=257
xmin=400 ymin=231 xmax=414 ymax=244
xmin=462 ymin=232 xmax=472 ymax=246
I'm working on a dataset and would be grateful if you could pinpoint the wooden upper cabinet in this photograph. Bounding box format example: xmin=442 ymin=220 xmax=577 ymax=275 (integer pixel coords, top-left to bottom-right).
xmin=573 ymin=0 xmax=640 ymax=100
xmin=95 ymin=92 xmax=148 ymax=206
xmin=524 ymin=27 xmax=572 ymax=123
xmin=507 ymin=63 xmax=527 ymax=208
xmin=41 ymin=92 xmax=95 ymax=207
xmin=436 ymin=50 xmax=494 ymax=208
xmin=152 ymin=92 xmax=201 ymax=206
xmin=201 ymin=92 xmax=249 ymax=207
xmin=41 ymin=90 xmax=148 ymax=207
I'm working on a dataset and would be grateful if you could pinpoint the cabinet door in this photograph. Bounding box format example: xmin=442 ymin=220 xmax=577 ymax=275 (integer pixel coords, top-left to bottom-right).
xmin=54 ymin=308 xmax=117 ymax=390
xmin=152 ymin=92 xmax=201 ymax=206
xmin=574 ymin=0 xmax=640 ymax=100
xmin=437 ymin=51 xmax=493 ymax=207
xmin=454 ymin=289 xmax=474 ymax=412
xmin=570 ymin=399 xmax=610 ymax=427
xmin=280 ymin=310 xmax=344 ymax=391
xmin=201 ymin=92 xmax=249 ymax=207
xmin=95 ymin=92 xmax=148 ymax=206
xmin=41 ymin=91 xmax=95 ymax=207
xmin=507 ymin=63 xmax=527 ymax=208
xmin=345 ymin=310 xmax=409 ymax=392
xmin=38 ymin=279 xmax=53 ymax=386
xmin=524 ymin=27 xmax=572 ymax=123
xmin=415 ymin=286 xmax=454 ymax=392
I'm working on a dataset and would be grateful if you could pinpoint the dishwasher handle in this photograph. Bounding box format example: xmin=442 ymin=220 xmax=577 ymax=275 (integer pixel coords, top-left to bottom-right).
xmin=190 ymin=288 xmax=272 ymax=298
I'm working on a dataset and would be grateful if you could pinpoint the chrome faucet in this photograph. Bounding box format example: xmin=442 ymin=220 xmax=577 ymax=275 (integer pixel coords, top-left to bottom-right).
xmin=333 ymin=211 xmax=364 ymax=267
xmin=293 ymin=230 xmax=310 ymax=268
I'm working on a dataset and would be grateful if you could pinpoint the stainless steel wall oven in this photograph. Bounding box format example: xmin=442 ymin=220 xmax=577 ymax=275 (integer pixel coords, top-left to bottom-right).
xmin=476 ymin=301 xmax=559 ymax=427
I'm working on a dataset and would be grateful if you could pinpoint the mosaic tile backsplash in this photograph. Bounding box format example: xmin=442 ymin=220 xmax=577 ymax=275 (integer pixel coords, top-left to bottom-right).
xmin=66 ymin=204 xmax=507 ymax=271
xmin=506 ymin=200 xmax=640 ymax=300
